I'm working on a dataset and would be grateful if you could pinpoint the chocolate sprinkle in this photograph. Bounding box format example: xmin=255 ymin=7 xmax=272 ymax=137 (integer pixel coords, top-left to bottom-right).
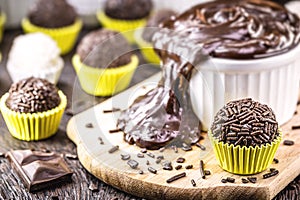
xmin=127 ymin=160 xmax=139 ymax=169
xmin=103 ymin=108 xmax=121 ymax=113
xmin=147 ymin=152 xmax=155 ymax=158
xmin=6 ymin=77 xmax=61 ymax=113
xmin=185 ymin=165 xmax=193 ymax=169
xmin=204 ymin=170 xmax=211 ymax=176
xmin=85 ymin=123 xmax=94 ymax=128
xmin=200 ymin=160 xmax=205 ymax=179
xmin=138 ymin=170 xmax=144 ymax=175
xmin=176 ymin=157 xmax=185 ymax=163
xmin=109 ymin=128 xmax=122 ymax=133
xmin=221 ymin=179 xmax=227 ymax=183
xmin=226 ymin=177 xmax=235 ymax=183
xmin=273 ymin=158 xmax=279 ymax=164
xmin=175 ymin=165 xmax=182 ymax=170
xmin=242 ymin=178 xmax=249 ymax=184
xmin=121 ymin=154 xmax=131 ymax=160
xmin=283 ymin=140 xmax=294 ymax=146
xmin=166 ymin=172 xmax=186 ymax=183
xmin=196 ymin=143 xmax=206 ymax=151
xmin=137 ymin=153 xmax=145 ymax=158
xmin=263 ymin=170 xmax=279 ymax=179
xmin=162 ymin=161 xmax=173 ymax=171
xmin=108 ymin=145 xmax=119 ymax=154
xmin=211 ymin=98 xmax=279 ymax=147
xmin=191 ymin=179 xmax=197 ymax=187
xmin=291 ymin=125 xmax=300 ymax=130
xmin=247 ymin=177 xmax=257 ymax=183
xmin=148 ymin=167 xmax=157 ymax=174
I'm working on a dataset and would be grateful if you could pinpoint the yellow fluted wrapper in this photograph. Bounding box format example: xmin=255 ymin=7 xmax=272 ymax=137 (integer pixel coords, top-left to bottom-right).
xmin=21 ymin=18 xmax=82 ymax=55
xmin=72 ymin=54 xmax=139 ymax=96
xmin=0 ymin=13 xmax=6 ymax=42
xmin=0 ymin=91 xmax=67 ymax=141
xmin=209 ymin=130 xmax=282 ymax=175
xmin=96 ymin=12 xmax=147 ymax=44
xmin=134 ymin=29 xmax=160 ymax=65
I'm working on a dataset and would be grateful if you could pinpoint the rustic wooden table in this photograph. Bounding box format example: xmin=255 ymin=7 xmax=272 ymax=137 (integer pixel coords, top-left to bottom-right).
xmin=0 ymin=29 xmax=298 ymax=200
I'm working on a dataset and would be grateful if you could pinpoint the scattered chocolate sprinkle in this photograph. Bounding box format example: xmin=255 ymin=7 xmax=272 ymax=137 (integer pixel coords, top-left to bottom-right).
xmin=162 ymin=161 xmax=173 ymax=171
xmin=148 ymin=167 xmax=157 ymax=174
xmin=182 ymin=143 xmax=192 ymax=151
xmin=226 ymin=177 xmax=235 ymax=183
xmin=121 ymin=154 xmax=130 ymax=160
xmin=242 ymin=178 xmax=249 ymax=183
xmin=175 ymin=165 xmax=182 ymax=170
xmin=146 ymin=160 xmax=150 ymax=165
xmin=103 ymin=108 xmax=121 ymax=113
xmin=283 ymin=140 xmax=294 ymax=146
xmin=204 ymin=170 xmax=211 ymax=176
xmin=156 ymin=159 xmax=162 ymax=164
xmin=108 ymin=145 xmax=119 ymax=153
xmin=291 ymin=125 xmax=300 ymax=130
xmin=65 ymin=153 xmax=78 ymax=160
xmin=147 ymin=152 xmax=155 ymax=158
xmin=200 ymin=160 xmax=205 ymax=179
xmin=98 ymin=137 xmax=104 ymax=145
xmin=166 ymin=172 xmax=186 ymax=183
xmin=137 ymin=153 xmax=145 ymax=158
xmin=247 ymin=177 xmax=257 ymax=183
xmin=138 ymin=170 xmax=144 ymax=175
xmin=196 ymin=143 xmax=206 ymax=150
xmin=140 ymin=148 xmax=147 ymax=153
xmin=185 ymin=165 xmax=193 ymax=169
xmin=109 ymin=128 xmax=123 ymax=133
xmin=85 ymin=123 xmax=94 ymax=128
xmin=294 ymin=111 xmax=298 ymax=115
xmin=263 ymin=170 xmax=279 ymax=179
xmin=176 ymin=157 xmax=185 ymax=163
xmin=221 ymin=179 xmax=227 ymax=183
xmin=88 ymin=182 xmax=99 ymax=192
xmin=127 ymin=160 xmax=139 ymax=169
xmin=191 ymin=179 xmax=197 ymax=187
xmin=157 ymin=155 xmax=164 ymax=160
xmin=273 ymin=158 xmax=279 ymax=164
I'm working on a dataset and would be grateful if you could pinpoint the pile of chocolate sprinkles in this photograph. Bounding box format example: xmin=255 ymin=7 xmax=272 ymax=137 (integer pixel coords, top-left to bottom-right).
xmin=211 ymin=98 xmax=279 ymax=147
xmin=5 ymin=77 xmax=61 ymax=113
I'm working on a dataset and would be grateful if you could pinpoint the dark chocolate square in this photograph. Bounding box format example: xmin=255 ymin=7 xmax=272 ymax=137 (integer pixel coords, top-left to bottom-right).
xmin=6 ymin=150 xmax=73 ymax=192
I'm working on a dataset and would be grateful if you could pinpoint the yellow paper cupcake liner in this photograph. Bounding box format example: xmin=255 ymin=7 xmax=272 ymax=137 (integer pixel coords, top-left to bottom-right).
xmin=0 ymin=91 xmax=67 ymax=141
xmin=209 ymin=130 xmax=282 ymax=175
xmin=21 ymin=18 xmax=82 ymax=55
xmin=135 ymin=29 xmax=160 ymax=65
xmin=0 ymin=13 xmax=6 ymax=42
xmin=96 ymin=12 xmax=147 ymax=44
xmin=72 ymin=54 xmax=139 ymax=96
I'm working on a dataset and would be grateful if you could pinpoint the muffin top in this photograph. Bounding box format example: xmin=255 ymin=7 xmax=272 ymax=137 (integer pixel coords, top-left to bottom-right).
xmin=159 ymin=0 xmax=300 ymax=59
xmin=142 ymin=9 xmax=176 ymax=42
xmin=6 ymin=77 xmax=61 ymax=113
xmin=210 ymin=98 xmax=279 ymax=147
xmin=105 ymin=0 xmax=153 ymax=20
xmin=28 ymin=0 xmax=77 ymax=28
xmin=8 ymin=33 xmax=61 ymax=71
xmin=76 ymin=29 xmax=132 ymax=68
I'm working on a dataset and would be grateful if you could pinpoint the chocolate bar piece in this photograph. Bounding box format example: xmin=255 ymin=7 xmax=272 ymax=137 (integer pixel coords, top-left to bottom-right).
xmin=6 ymin=150 xmax=73 ymax=192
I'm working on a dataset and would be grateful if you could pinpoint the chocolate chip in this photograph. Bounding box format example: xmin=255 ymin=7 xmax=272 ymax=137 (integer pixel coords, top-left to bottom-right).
xmin=283 ymin=140 xmax=294 ymax=146
xmin=176 ymin=157 xmax=185 ymax=163
xmin=200 ymin=160 xmax=205 ymax=179
xmin=127 ymin=160 xmax=139 ymax=169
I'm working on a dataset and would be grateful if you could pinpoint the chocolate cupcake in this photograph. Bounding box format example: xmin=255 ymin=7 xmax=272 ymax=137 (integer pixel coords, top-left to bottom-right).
xmin=209 ymin=98 xmax=282 ymax=174
xmin=0 ymin=77 xmax=67 ymax=141
xmin=72 ymin=29 xmax=139 ymax=96
xmin=22 ymin=0 xmax=82 ymax=54
xmin=97 ymin=0 xmax=153 ymax=43
xmin=135 ymin=9 xmax=176 ymax=64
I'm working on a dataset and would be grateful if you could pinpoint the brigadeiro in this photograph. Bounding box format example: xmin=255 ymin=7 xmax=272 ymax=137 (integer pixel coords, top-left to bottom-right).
xmin=97 ymin=0 xmax=153 ymax=43
xmin=0 ymin=77 xmax=67 ymax=141
xmin=72 ymin=29 xmax=139 ymax=96
xmin=209 ymin=98 xmax=282 ymax=175
xmin=21 ymin=0 xmax=82 ymax=54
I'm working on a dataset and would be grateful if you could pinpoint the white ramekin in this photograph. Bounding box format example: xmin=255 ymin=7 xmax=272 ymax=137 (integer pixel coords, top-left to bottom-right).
xmin=190 ymin=45 xmax=300 ymax=131
xmin=7 ymin=57 xmax=64 ymax=85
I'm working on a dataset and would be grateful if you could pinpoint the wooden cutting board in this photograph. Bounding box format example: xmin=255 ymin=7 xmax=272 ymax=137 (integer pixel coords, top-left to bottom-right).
xmin=66 ymin=73 xmax=300 ymax=200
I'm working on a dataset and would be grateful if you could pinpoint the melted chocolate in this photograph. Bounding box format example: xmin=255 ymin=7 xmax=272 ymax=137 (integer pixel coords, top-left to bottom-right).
xmin=117 ymin=0 xmax=300 ymax=150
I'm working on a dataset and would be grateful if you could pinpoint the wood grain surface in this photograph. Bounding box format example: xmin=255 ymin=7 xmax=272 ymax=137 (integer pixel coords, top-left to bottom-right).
xmin=67 ymin=74 xmax=300 ymax=200
xmin=0 ymin=30 xmax=299 ymax=200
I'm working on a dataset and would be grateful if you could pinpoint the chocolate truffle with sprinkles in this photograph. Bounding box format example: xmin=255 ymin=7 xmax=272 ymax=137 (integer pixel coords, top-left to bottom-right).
xmin=5 ymin=77 xmax=61 ymax=113
xmin=211 ymin=98 xmax=279 ymax=147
